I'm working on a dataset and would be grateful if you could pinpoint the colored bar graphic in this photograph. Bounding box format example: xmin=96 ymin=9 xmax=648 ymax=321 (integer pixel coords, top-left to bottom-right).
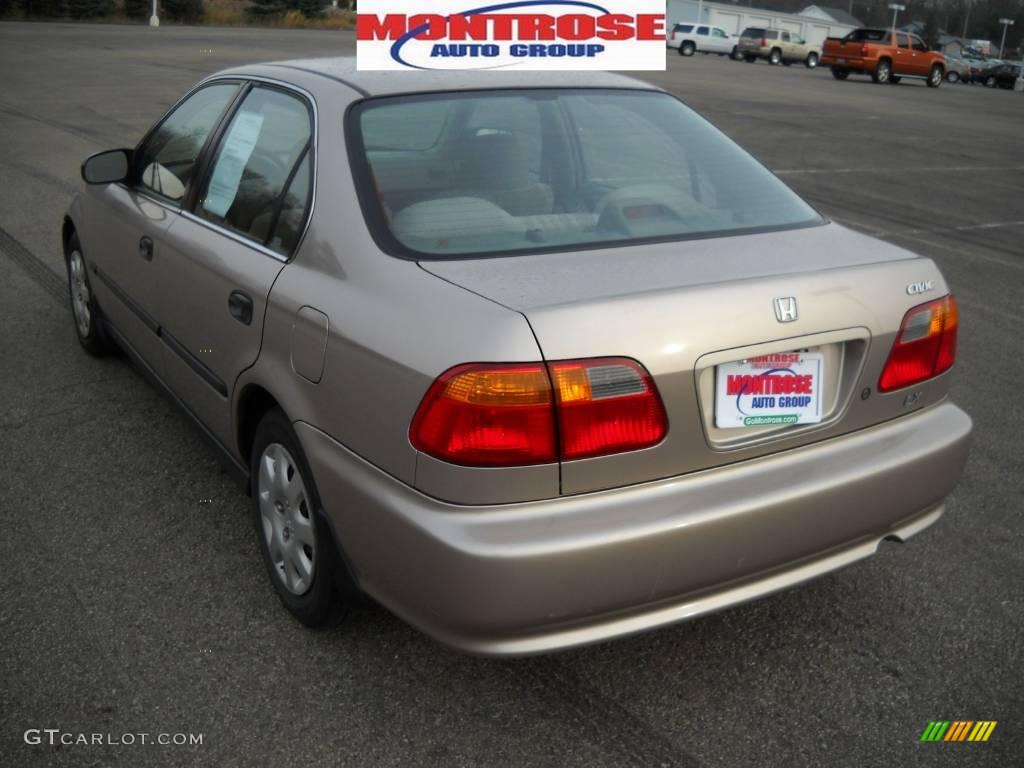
xmin=921 ymin=721 xmax=950 ymax=741
xmin=945 ymin=721 xmax=973 ymax=741
xmin=921 ymin=720 xmax=996 ymax=742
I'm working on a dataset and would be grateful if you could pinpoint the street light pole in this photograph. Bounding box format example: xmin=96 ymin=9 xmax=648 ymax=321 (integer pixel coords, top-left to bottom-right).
xmin=998 ymin=18 xmax=1014 ymax=59
xmin=149 ymin=0 xmax=159 ymax=27
xmin=888 ymin=3 xmax=905 ymax=34
xmin=962 ymin=1 xmax=970 ymax=40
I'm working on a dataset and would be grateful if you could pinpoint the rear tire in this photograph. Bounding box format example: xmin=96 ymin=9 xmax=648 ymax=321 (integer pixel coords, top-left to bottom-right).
xmin=251 ymin=408 xmax=347 ymax=628
xmin=769 ymin=48 xmax=782 ymax=65
xmin=831 ymin=66 xmax=849 ymax=80
xmin=871 ymin=59 xmax=892 ymax=84
xmin=65 ymin=232 xmax=112 ymax=357
xmin=927 ymin=66 xmax=943 ymax=88
xmin=806 ymin=52 xmax=819 ymax=68
xmin=985 ymin=75 xmax=996 ymax=87
xmin=680 ymin=41 xmax=695 ymax=57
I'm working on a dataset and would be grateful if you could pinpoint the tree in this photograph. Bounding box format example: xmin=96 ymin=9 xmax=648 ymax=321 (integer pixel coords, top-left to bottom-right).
xmin=124 ymin=0 xmax=150 ymax=19
xmin=66 ymin=0 xmax=112 ymax=18
xmin=291 ymin=0 xmax=326 ymax=18
xmin=924 ymin=5 xmax=939 ymax=48
xmin=162 ymin=0 xmax=202 ymax=22
xmin=247 ymin=0 xmax=285 ymax=18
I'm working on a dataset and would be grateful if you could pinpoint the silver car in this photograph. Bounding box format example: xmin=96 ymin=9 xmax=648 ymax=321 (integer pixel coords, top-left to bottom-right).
xmin=65 ymin=58 xmax=971 ymax=655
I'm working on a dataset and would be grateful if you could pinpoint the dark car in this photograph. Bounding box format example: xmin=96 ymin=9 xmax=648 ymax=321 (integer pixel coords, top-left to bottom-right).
xmin=985 ymin=63 xmax=1022 ymax=88
xmin=967 ymin=57 xmax=999 ymax=84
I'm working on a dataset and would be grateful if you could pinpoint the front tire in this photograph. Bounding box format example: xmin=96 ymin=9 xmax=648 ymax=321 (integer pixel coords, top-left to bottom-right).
xmin=946 ymin=71 xmax=959 ymax=83
xmin=252 ymin=408 xmax=347 ymax=628
xmin=985 ymin=75 xmax=996 ymax=87
xmin=65 ymin=233 xmax=111 ymax=356
xmin=680 ymin=41 xmax=695 ymax=57
xmin=927 ymin=65 xmax=943 ymax=88
xmin=831 ymin=66 xmax=849 ymax=80
xmin=806 ymin=52 xmax=819 ymax=68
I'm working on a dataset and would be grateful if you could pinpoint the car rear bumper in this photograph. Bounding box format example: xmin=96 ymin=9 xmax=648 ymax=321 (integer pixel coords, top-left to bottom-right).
xmin=298 ymin=401 xmax=971 ymax=656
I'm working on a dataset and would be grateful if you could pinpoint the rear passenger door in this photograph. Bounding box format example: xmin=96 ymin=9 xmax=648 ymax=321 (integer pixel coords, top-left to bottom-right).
xmin=696 ymin=26 xmax=710 ymax=50
xmin=154 ymin=81 xmax=314 ymax=450
xmin=893 ymin=33 xmax=912 ymax=74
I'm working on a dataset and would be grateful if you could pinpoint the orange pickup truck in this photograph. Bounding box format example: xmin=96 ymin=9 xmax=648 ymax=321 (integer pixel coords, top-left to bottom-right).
xmin=821 ymin=28 xmax=946 ymax=87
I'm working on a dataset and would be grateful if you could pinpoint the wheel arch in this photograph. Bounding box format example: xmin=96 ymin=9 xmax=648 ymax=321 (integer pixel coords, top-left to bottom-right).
xmin=236 ymin=383 xmax=283 ymax=472
xmin=62 ymin=215 xmax=77 ymax=256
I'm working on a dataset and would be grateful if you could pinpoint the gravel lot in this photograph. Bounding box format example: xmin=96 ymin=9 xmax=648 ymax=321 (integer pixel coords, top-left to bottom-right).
xmin=1 ymin=21 xmax=1021 ymax=768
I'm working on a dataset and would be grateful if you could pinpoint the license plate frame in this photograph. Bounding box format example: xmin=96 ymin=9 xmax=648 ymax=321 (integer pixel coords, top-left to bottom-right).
xmin=714 ymin=352 xmax=824 ymax=429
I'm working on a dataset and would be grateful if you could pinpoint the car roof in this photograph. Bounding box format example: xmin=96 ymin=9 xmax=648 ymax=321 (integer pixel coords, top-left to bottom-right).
xmin=214 ymin=56 xmax=660 ymax=99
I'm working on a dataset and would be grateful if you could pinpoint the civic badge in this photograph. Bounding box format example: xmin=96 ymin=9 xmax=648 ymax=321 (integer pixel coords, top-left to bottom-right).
xmin=773 ymin=297 xmax=798 ymax=323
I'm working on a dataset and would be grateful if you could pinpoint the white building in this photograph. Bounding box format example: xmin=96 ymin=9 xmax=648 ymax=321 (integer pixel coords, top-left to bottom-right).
xmin=667 ymin=0 xmax=859 ymax=47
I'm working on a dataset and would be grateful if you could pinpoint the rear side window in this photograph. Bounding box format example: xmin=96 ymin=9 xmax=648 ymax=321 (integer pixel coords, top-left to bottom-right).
xmin=697 ymin=26 xmax=709 ymax=35
xmin=844 ymin=29 xmax=889 ymax=42
xmin=349 ymin=90 xmax=822 ymax=259
xmin=764 ymin=30 xmax=778 ymax=40
xmin=896 ymin=34 xmax=909 ymax=48
xmin=197 ymin=86 xmax=312 ymax=254
xmin=136 ymin=83 xmax=239 ymax=203
xmin=781 ymin=32 xmax=791 ymax=42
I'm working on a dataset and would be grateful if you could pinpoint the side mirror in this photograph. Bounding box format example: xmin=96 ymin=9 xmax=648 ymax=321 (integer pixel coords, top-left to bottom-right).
xmin=81 ymin=149 xmax=132 ymax=185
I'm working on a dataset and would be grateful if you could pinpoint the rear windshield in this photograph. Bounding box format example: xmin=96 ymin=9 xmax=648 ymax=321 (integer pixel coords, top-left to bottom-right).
xmin=843 ymin=29 xmax=889 ymax=42
xmin=349 ymin=90 xmax=822 ymax=259
xmin=674 ymin=24 xmax=693 ymax=32
xmin=741 ymin=28 xmax=765 ymax=37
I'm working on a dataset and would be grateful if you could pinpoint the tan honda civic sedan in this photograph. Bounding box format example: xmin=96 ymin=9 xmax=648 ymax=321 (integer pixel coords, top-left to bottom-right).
xmin=64 ymin=57 xmax=971 ymax=655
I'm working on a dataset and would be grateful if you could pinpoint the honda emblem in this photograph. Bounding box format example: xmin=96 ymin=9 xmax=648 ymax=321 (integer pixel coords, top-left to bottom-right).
xmin=773 ymin=297 xmax=798 ymax=323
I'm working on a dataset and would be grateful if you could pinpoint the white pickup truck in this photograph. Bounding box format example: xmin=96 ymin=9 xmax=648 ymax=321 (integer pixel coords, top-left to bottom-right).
xmin=667 ymin=23 xmax=740 ymax=59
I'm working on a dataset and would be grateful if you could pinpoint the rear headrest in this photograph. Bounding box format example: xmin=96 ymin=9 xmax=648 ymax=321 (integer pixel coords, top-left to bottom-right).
xmin=457 ymin=132 xmax=531 ymax=191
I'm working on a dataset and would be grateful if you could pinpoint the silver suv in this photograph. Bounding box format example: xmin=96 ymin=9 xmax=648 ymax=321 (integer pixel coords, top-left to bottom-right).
xmin=738 ymin=26 xmax=821 ymax=67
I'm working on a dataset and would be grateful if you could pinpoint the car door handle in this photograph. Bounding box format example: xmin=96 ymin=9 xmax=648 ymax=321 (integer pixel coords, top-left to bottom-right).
xmin=228 ymin=291 xmax=253 ymax=326
xmin=139 ymin=236 xmax=153 ymax=261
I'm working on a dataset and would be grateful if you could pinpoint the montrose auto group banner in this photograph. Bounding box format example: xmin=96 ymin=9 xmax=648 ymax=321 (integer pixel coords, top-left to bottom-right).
xmin=356 ymin=1 xmax=667 ymax=70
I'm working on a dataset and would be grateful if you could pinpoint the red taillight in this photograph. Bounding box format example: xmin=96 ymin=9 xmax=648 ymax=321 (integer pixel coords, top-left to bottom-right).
xmin=878 ymin=295 xmax=959 ymax=393
xmin=761 ymin=37 xmax=767 ymax=47
xmin=671 ymin=30 xmax=677 ymax=40
xmin=550 ymin=358 xmax=668 ymax=461
xmin=409 ymin=363 xmax=556 ymax=466
xmin=410 ymin=359 xmax=668 ymax=467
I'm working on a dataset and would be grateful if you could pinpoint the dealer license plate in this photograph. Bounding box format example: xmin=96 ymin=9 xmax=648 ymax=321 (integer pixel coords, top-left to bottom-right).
xmin=715 ymin=352 xmax=824 ymax=429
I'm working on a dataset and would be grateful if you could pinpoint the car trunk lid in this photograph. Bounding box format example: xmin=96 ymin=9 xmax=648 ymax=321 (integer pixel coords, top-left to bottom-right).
xmin=421 ymin=223 xmax=954 ymax=494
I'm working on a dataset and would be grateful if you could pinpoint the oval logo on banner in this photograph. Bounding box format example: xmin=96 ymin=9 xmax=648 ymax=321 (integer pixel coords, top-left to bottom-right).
xmin=356 ymin=0 xmax=666 ymax=71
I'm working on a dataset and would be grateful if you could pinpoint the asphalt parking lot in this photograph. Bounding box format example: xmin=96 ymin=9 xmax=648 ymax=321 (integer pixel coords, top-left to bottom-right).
xmin=1 ymin=21 xmax=1022 ymax=768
